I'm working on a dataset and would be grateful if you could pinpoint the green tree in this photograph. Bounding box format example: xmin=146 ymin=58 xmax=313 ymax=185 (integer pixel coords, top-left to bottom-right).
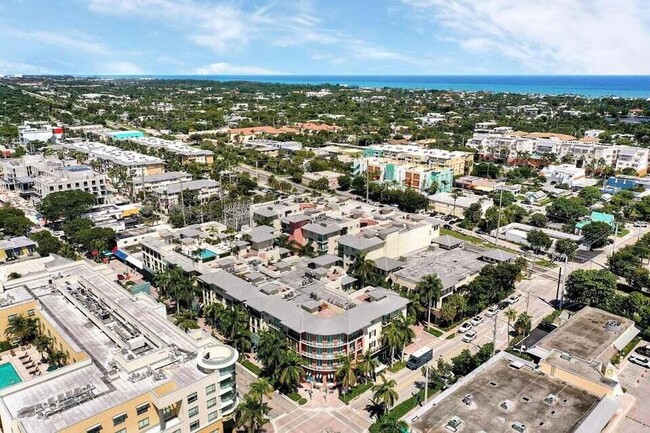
xmin=29 ymin=230 xmax=62 ymax=257
xmin=173 ymin=310 xmax=199 ymax=332
xmin=4 ymin=315 xmax=39 ymax=345
xmin=38 ymin=190 xmax=96 ymax=222
xmin=492 ymin=190 xmax=515 ymax=207
xmin=581 ymin=221 xmax=612 ymax=249
xmin=349 ymin=252 xmax=378 ymax=287
xmin=356 ymin=349 xmax=379 ymax=383
xmin=249 ymin=378 xmax=274 ymax=404
xmin=371 ymin=375 xmax=398 ymax=415
xmin=462 ymin=202 xmax=483 ymax=227
xmin=376 ymin=417 xmax=409 ymax=433
xmin=513 ymin=312 xmax=532 ymax=337
xmin=335 ymin=354 xmax=357 ymax=396
xmin=0 ymin=206 xmax=33 ymax=236
xmin=505 ymin=308 xmax=518 ymax=346
xmin=416 ymin=274 xmax=443 ymax=327
xmin=578 ymin=186 xmax=602 ymax=206
xmin=527 ymin=229 xmax=552 ymax=254
xmin=256 ymin=330 xmax=288 ymax=374
xmin=337 ymin=174 xmax=352 ymax=191
xmin=554 ymin=238 xmax=578 ymax=260
xmin=48 ymin=350 xmax=69 ymax=368
xmin=529 ymin=213 xmax=548 ymax=228
xmin=277 ymin=350 xmax=305 ymax=393
xmin=546 ymin=197 xmax=588 ymax=223
xmin=235 ymin=394 xmax=271 ymax=433
xmin=309 ymin=177 xmax=330 ymax=191
xmin=565 ymin=269 xmax=617 ymax=308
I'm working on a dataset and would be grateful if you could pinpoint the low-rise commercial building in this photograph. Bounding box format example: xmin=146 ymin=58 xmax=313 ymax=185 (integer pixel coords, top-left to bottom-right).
xmin=0 ymin=259 xmax=238 ymax=433
xmin=540 ymin=164 xmax=586 ymax=186
xmin=428 ymin=192 xmax=491 ymax=218
xmin=302 ymin=171 xmax=341 ymax=189
xmin=17 ymin=121 xmax=64 ymax=145
xmin=152 ymin=180 xmax=220 ymax=213
xmin=0 ymin=236 xmax=37 ymax=262
xmin=132 ymin=137 xmax=214 ymax=165
xmin=34 ymin=165 xmax=109 ymax=204
xmin=132 ymin=171 xmax=193 ymax=195
xmin=59 ymin=141 xmax=165 ymax=177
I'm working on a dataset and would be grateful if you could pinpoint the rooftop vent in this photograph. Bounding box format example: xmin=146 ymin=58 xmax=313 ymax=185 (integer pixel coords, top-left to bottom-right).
xmin=500 ymin=400 xmax=513 ymax=411
xmin=605 ymin=319 xmax=622 ymax=332
xmin=544 ymin=394 xmax=557 ymax=405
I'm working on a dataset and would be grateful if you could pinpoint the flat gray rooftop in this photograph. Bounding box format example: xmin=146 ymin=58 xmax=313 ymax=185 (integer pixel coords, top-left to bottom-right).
xmin=536 ymin=307 xmax=635 ymax=361
xmin=412 ymin=356 xmax=600 ymax=433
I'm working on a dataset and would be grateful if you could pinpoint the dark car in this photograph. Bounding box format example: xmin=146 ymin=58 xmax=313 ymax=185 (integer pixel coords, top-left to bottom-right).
xmin=498 ymin=300 xmax=510 ymax=310
xmin=635 ymin=345 xmax=650 ymax=357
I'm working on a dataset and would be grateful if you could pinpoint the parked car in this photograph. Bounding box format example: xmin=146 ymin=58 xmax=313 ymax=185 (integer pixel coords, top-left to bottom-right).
xmin=635 ymin=345 xmax=650 ymax=357
xmin=485 ymin=306 xmax=499 ymax=317
xmin=508 ymin=294 xmax=521 ymax=304
xmin=471 ymin=315 xmax=484 ymax=326
xmin=629 ymin=354 xmax=650 ymax=368
xmin=634 ymin=221 xmax=648 ymax=228
xmin=498 ymin=300 xmax=510 ymax=310
xmin=458 ymin=322 xmax=473 ymax=333
xmin=462 ymin=330 xmax=477 ymax=343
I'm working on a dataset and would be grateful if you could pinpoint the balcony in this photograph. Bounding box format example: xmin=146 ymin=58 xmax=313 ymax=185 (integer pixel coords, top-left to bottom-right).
xmin=301 ymin=339 xmax=347 ymax=348
xmin=301 ymin=350 xmax=345 ymax=360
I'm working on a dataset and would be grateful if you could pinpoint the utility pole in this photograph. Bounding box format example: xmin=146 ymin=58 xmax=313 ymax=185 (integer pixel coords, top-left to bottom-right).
xmin=611 ymin=222 xmax=619 ymax=256
xmin=559 ymin=255 xmax=568 ymax=309
xmin=179 ymin=179 xmax=186 ymax=227
xmin=424 ymin=363 xmax=429 ymax=404
xmin=494 ymin=187 xmax=504 ymax=246
xmin=491 ymin=312 xmax=498 ymax=357
xmin=365 ymin=157 xmax=369 ymax=203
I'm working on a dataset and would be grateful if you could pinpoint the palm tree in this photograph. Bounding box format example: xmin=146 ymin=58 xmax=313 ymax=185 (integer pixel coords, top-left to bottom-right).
xmin=382 ymin=322 xmax=402 ymax=367
xmin=403 ymin=290 xmax=426 ymax=324
xmin=348 ymin=252 xmax=376 ymax=287
xmin=203 ymin=302 xmax=224 ymax=329
xmin=48 ymin=350 xmax=69 ymax=368
xmin=371 ymin=375 xmax=398 ymax=415
xmin=505 ymin=308 xmax=518 ymax=346
xmin=4 ymin=314 xmax=37 ymax=345
xmin=278 ymin=351 xmax=305 ymax=393
xmin=377 ymin=417 xmax=409 ymax=433
xmin=173 ymin=310 xmax=199 ymax=332
xmin=450 ymin=189 xmax=463 ymax=217
xmin=58 ymin=243 xmax=77 ymax=259
xmin=335 ymin=354 xmax=357 ymax=396
xmin=249 ymin=378 xmax=274 ymax=404
xmin=356 ymin=349 xmax=379 ymax=383
xmin=256 ymin=330 xmax=288 ymax=373
xmin=416 ymin=274 xmax=442 ymax=327
xmin=235 ymin=394 xmax=270 ymax=433
xmin=394 ymin=314 xmax=415 ymax=362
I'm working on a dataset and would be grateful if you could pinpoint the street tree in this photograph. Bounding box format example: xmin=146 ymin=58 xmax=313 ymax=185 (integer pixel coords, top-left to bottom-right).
xmin=527 ymin=229 xmax=552 ymax=254
xmin=565 ymin=269 xmax=617 ymax=308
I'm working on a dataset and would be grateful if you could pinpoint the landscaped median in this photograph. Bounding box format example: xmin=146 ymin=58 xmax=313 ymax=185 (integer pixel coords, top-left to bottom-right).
xmin=239 ymin=357 xmax=262 ymax=376
xmin=388 ymin=360 xmax=406 ymax=373
xmin=368 ymin=385 xmax=439 ymax=433
xmin=339 ymin=382 xmax=373 ymax=404
xmin=423 ymin=326 xmax=444 ymax=338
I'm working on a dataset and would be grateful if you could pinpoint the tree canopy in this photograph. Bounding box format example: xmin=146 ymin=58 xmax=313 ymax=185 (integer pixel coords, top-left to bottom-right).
xmin=38 ymin=190 xmax=96 ymax=222
xmin=565 ymin=269 xmax=617 ymax=308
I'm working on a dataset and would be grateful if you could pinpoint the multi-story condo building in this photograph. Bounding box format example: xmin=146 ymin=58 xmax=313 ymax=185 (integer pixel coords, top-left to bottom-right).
xmin=0 ymin=259 xmax=238 ymax=433
xmin=132 ymin=171 xmax=194 ymax=196
xmin=34 ymin=165 xmax=109 ymax=203
xmin=132 ymin=137 xmax=214 ymax=165
xmin=199 ymin=258 xmax=408 ymax=385
xmin=59 ymin=141 xmax=165 ymax=177
xmin=152 ymin=180 xmax=220 ymax=213
xmin=361 ymin=144 xmax=474 ymax=176
xmin=0 ymin=155 xmax=109 ymax=203
xmin=352 ymin=157 xmax=454 ymax=193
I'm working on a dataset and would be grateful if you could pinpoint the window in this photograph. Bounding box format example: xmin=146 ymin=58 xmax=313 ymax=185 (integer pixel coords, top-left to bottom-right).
xmin=188 ymin=392 xmax=198 ymax=403
xmin=190 ymin=421 xmax=200 ymax=431
xmin=161 ymin=406 xmax=172 ymax=419
xmin=138 ymin=418 xmax=149 ymax=430
xmin=208 ymin=411 xmax=218 ymax=422
xmin=86 ymin=425 xmax=102 ymax=433
xmin=207 ymin=397 xmax=216 ymax=408
xmin=115 ymin=429 xmax=126 ymax=433
xmin=112 ymin=413 xmax=127 ymax=426
xmin=206 ymin=383 xmax=216 ymax=395
xmin=188 ymin=406 xmax=199 ymax=417
xmin=28 ymin=309 xmax=35 ymax=317
xmin=136 ymin=403 xmax=150 ymax=415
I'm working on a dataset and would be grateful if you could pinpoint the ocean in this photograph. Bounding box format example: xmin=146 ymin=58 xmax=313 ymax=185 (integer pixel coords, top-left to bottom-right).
xmin=99 ymin=75 xmax=650 ymax=99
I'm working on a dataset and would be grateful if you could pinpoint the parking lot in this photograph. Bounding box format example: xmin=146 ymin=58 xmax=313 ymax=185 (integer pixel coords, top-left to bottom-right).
xmin=615 ymin=347 xmax=650 ymax=433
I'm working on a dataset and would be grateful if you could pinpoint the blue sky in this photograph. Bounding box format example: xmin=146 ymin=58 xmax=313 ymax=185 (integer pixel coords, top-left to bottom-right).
xmin=1 ymin=0 xmax=649 ymax=75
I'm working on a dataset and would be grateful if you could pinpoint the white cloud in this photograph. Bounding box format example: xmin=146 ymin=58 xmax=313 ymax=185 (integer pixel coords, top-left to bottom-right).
xmin=0 ymin=59 xmax=52 ymax=75
xmin=194 ymin=62 xmax=282 ymax=75
xmin=101 ymin=61 xmax=145 ymax=75
xmin=402 ymin=0 xmax=650 ymax=74
xmin=87 ymin=0 xmax=249 ymax=53
xmin=3 ymin=28 xmax=108 ymax=54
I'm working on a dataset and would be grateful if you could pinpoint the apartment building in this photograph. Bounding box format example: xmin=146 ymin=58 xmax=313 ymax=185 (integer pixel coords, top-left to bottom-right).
xmin=34 ymin=165 xmax=109 ymax=203
xmin=1 ymin=155 xmax=65 ymax=192
xmin=467 ymin=131 xmax=650 ymax=175
xmin=199 ymin=259 xmax=408 ymax=385
xmin=152 ymin=180 xmax=220 ymax=213
xmin=353 ymin=157 xmax=454 ymax=193
xmin=362 ymin=144 xmax=473 ymax=176
xmin=59 ymin=141 xmax=165 ymax=177
xmin=132 ymin=137 xmax=214 ymax=165
xmin=132 ymin=171 xmax=193 ymax=195
xmin=0 ymin=260 xmax=238 ymax=433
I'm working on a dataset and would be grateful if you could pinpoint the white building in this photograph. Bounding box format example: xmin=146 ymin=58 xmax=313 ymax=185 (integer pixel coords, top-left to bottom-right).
xmin=17 ymin=121 xmax=63 ymax=145
xmin=132 ymin=171 xmax=193 ymax=195
xmin=59 ymin=141 xmax=165 ymax=177
xmin=540 ymin=164 xmax=586 ymax=186
xmin=152 ymin=179 xmax=220 ymax=212
xmin=34 ymin=165 xmax=109 ymax=203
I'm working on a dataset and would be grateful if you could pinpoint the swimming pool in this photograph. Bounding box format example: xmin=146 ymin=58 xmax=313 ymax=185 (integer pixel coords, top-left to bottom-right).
xmin=0 ymin=362 xmax=22 ymax=390
xmin=199 ymin=249 xmax=217 ymax=261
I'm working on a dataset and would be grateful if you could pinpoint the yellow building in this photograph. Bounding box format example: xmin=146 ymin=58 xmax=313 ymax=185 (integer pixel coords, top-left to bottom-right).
xmin=0 ymin=237 xmax=37 ymax=263
xmin=0 ymin=260 xmax=237 ymax=433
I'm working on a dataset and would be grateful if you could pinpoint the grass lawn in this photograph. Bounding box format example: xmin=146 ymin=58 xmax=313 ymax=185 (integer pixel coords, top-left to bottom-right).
xmin=424 ymin=326 xmax=444 ymax=337
xmin=440 ymin=228 xmax=520 ymax=255
xmin=617 ymin=228 xmax=630 ymax=237
xmin=388 ymin=361 xmax=406 ymax=373
xmin=239 ymin=358 xmax=262 ymax=376
xmin=368 ymin=385 xmax=439 ymax=433
xmin=339 ymin=382 xmax=373 ymax=404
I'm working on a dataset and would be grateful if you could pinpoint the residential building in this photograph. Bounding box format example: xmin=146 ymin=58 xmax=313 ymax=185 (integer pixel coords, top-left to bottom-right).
xmin=59 ymin=141 xmax=165 ymax=177
xmin=132 ymin=137 xmax=214 ymax=165
xmin=152 ymin=180 xmax=220 ymax=213
xmin=575 ymin=211 xmax=617 ymax=234
xmin=1 ymin=155 xmax=66 ymax=192
xmin=493 ymin=222 xmax=583 ymax=246
xmin=0 ymin=236 xmax=37 ymax=262
xmin=0 ymin=259 xmax=238 ymax=433
xmin=540 ymin=164 xmax=586 ymax=186
xmin=132 ymin=171 xmax=193 ymax=195
xmin=34 ymin=165 xmax=109 ymax=204
xmin=361 ymin=144 xmax=473 ymax=176
xmin=199 ymin=259 xmax=408 ymax=385
xmin=353 ymin=157 xmax=454 ymax=193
